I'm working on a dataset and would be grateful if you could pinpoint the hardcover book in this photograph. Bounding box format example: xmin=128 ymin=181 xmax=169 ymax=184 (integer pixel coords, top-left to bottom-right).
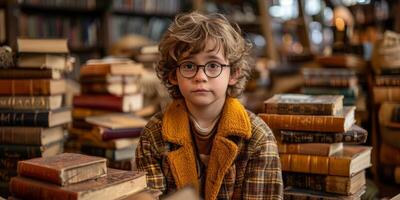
xmin=259 ymin=106 xmax=356 ymax=133
xmin=17 ymin=38 xmax=68 ymax=54
xmin=0 ymin=95 xmax=63 ymax=110
xmin=10 ymin=168 xmax=147 ymax=200
xmin=0 ymin=79 xmax=66 ymax=95
xmin=85 ymin=113 xmax=147 ymax=129
xmin=80 ymin=62 xmax=144 ymax=77
xmin=264 ymin=94 xmax=343 ymax=115
xmin=0 ymin=126 xmax=64 ymax=146
xmin=0 ymin=108 xmax=71 ymax=127
xmin=280 ymin=145 xmax=372 ymax=176
xmin=17 ymin=153 xmax=107 ymax=186
xmin=278 ymin=142 xmax=343 ymax=156
xmin=73 ymin=94 xmax=143 ymax=112
xmin=0 ymin=68 xmax=62 ymax=79
xmin=17 ymin=54 xmax=69 ymax=71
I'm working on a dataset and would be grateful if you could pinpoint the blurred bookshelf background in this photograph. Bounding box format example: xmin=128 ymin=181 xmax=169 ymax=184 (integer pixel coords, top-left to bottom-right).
xmin=0 ymin=0 xmax=400 ymax=199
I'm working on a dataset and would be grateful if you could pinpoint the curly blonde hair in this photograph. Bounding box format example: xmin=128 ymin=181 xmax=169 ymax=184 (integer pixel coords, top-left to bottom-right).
xmin=156 ymin=11 xmax=253 ymax=99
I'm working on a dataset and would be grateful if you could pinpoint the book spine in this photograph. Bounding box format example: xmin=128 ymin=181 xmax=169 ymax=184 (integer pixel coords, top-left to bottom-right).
xmin=304 ymin=77 xmax=354 ymax=88
xmin=380 ymin=143 xmax=400 ymax=165
xmin=0 ymin=79 xmax=51 ymax=95
xmin=302 ymin=87 xmax=357 ymax=98
xmin=0 ymin=96 xmax=51 ymax=110
xmin=0 ymin=144 xmax=44 ymax=159
xmin=283 ymin=173 xmax=326 ymax=192
xmin=259 ymin=114 xmax=345 ymax=132
xmin=101 ymin=128 xmax=142 ymax=141
xmin=0 ymin=111 xmax=49 ymax=127
xmin=265 ymin=103 xmax=333 ymax=115
xmin=0 ymin=69 xmax=55 ymax=79
xmin=280 ymin=131 xmax=343 ymax=143
xmin=0 ymin=158 xmax=20 ymax=169
xmin=375 ymin=76 xmax=400 ymax=86
xmin=329 ymin=157 xmax=351 ymax=177
xmin=10 ymin=177 xmax=77 ymax=200
xmin=278 ymin=143 xmax=332 ymax=156
xmin=73 ymin=95 xmax=123 ymax=112
xmin=280 ymin=154 xmax=330 ymax=175
xmin=17 ymin=162 xmax=62 ymax=185
xmin=0 ymin=127 xmax=42 ymax=145
xmin=0 ymin=169 xmax=17 ymax=182
xmin=373 ymin=87 xmax=400 ymax=103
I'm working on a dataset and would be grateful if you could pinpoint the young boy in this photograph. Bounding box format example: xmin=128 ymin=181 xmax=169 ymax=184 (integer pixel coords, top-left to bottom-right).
xmin=135 ymin=12 xmax=283 ymax=200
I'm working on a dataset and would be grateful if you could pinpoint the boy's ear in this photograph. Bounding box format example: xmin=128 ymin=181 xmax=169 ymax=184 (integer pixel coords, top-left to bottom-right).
xmin=228 ymin=68 xmax=240 ymax=85
xmin=168 ymin=71 xmax=179 ymax=85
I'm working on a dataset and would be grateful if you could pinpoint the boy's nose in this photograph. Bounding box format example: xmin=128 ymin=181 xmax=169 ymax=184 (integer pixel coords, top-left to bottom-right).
xmin=193 ymin=67 xmax=208 ymax=81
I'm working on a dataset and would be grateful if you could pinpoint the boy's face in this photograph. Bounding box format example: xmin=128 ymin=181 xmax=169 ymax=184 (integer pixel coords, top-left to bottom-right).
xmin=170 ymin=39 xmax=238 ymax=108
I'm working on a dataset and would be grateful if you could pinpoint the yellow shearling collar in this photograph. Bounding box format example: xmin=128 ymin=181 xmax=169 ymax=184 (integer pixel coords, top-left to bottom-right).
xmin=162 ymin=97 xmax=252 ymax=200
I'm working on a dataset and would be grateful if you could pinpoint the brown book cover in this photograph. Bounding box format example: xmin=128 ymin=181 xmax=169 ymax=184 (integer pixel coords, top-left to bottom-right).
xmin=80 ymin=135 xmax=140 ymax=150
xmin=0 ymin=141 xmax=64 ymax=159
xmin=316 ymin=54 xmax=367 ymax=69
xmin=17 ymin=38 xmax=68 ymax=53
xmin=380 ymin=143 xmax=400 ymax=165
xmin=17 ymin=54 xmax=69 ymax=71
xmin=0 ymin=126 xmax=64 ymax=146
xmin=85 ymin=113 xmax=147 ymax=129
xmin=10 ymin=168 xmax=146 ymax=200
xmin=284 ymin=186 xmax=365 ymax=200
xmin=264 ymin=94 xmax=343 ymax=115
xmin=17 ymin=153 xmax=107 ymax=186
xmin=0 ymin=68 xmax=62 ymax=79
xmin=81 ymin=82 xmax=140 ymax=96
xmin=73 ymin=94 xmax=143 ymax=112
xmin=0 ymin=108 xmax=71 ymax=127
xmin=278 ymin=142 xmax=343 ymax=156
xmin=375 ymin=75 xmax=400 ymax=86
xmin=80 ymin=62 xmax=144 ymax=77
xmin=373 ymin=87 xmax=400 ymax=103
xmin=280 ymin=145 xmax=372 ymax=176
xmin=72 ymin=108 xmax=112 ymax=120
xmin=259 ymin=106 xmax=356 ymax=133
xmin=283 ymin=171 xmax=366 ymax=195
xmin=304 ymin=76 xmax=358 ymax=88
xmin=0 ymin=95 xmax=62 ymax=110
xmin=80 ymin=75 xmax=139 ymax=84
xmin=0 ymin=79 xmax=66 ymax=95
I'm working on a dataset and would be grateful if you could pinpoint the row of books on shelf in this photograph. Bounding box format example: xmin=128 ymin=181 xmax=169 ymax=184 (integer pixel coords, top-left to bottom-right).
xmin=112 ymin=0 xmax=182 ymax=14
xmin=260 ymin=94 xmax=372 ymax=199
xmin=19 ymin=0 xmax=105 ymax=9
xmin=110 ymin=16 xmax=170 ymax=43
xmin=19 ymin=14 xmax=99 ymax=49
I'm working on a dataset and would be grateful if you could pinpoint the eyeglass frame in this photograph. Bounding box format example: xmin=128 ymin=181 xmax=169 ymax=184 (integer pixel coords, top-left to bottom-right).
xmin=176 ymin=61 xmax=230 ymax=79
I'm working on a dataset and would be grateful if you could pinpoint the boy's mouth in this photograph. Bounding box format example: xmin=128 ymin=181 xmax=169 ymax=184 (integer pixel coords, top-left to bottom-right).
xmin=192 ymin=89 xmax=209 ymax=93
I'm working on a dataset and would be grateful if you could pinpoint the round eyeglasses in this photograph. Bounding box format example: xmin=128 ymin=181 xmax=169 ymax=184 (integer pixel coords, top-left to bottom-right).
xmin=177 ymin=61 xmax=230 ymax=79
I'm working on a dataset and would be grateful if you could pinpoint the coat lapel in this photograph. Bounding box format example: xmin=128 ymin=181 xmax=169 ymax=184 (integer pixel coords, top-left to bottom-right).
xmin=162 ymin=100 xmax=199 ymax=190
xmin=162 ymin=98 xmax=252 ymax=200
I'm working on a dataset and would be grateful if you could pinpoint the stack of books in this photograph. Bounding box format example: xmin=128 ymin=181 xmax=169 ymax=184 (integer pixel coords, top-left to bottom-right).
xmin=302 ymin=68 xmax=359 ymax=106
xmin=68 ymin=58 xmax=145 ymax=170
xmin=0 ymin=38 xmax=72 ymax=197
xmin=81 ymin=113 xmax=147 ymax=170
xmin=259 ymin=94 xmax=372 ymax=199
xmin=8 ymin=153 xmax=147 ymax=200
xmin=372 ymin=31 xmax=400 ymax=184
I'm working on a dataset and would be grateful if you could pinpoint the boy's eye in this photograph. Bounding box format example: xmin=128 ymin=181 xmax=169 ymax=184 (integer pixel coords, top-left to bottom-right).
xmin=181 ymin=62 xmax=196 ymax=70
xmin=206 ymin=62 xmax=221 ymax=70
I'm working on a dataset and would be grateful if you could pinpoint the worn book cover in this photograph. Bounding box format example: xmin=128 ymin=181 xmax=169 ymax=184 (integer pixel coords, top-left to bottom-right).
xmin=17 ymin=54 xmax=69 ymax=71
xmin=0 ymin=79 xmax=66 ymax=95
xmin=280 ymin=145 xmax=372 ymax=176
xmin=0 ymin=126 xmax=64 ymax=146
xmin=85 ymin=113 xmax=147 ymax=129
xmin=17 ymin=153 xmax=107 ymax=186
xmin=17 ymin=38 xmax=68 ymax=54
xmin=0 ymin=68 xmax=62 ymax=79
xmin=278 ymin=142 xmax=343 ymax=156
xmin=264 ymin=94 xmax=343 ymax=115
xmin=0 ymin=95 xmax=63 ymax=110
xmin=0 ymin=108 xmax=71 ymax=127
xmin=73 ymin=94 xmax=143 ymax=112
xmin=80 ymin=62 xmax=143 ymax=77
xmin=10 ymin=168 xmax=146 ymax=200
xmin=259 ymin=106 xmax=356 ymax=133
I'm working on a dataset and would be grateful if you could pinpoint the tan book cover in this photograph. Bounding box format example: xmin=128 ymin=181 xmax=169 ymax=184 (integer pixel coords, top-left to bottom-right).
xmin=259 ymin=106 xmax=356 ymax=133
xmin=278 ymin=142 xmax=343 ymax=156
xmin=264 ymin=94 xmax=343 ymax=115
xmin=17 ymin=38 xmax=68 ymax=53
xmin=18 ymin=54 xmax=69 ymax=70
xmin=85 ymin=113 xmax=147 ymax=129
xmin=0 ymin=95 xmax=62 ymax=110
xmin=281 ymin=145 xmax=372 ymax=176
xmin=17 ymin=153 xmax=107 ymax=186
xmin=10 ymin=168 xmax=146 ymax=200
xmin=80 ymin=62 xmax=144 ymax=77
xmin=373 ymin=87 xmax=400 ymax=103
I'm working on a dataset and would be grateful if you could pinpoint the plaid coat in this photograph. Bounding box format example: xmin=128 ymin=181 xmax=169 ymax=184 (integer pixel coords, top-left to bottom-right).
xmin=135 ymin=98 xmax=283 ymax=200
